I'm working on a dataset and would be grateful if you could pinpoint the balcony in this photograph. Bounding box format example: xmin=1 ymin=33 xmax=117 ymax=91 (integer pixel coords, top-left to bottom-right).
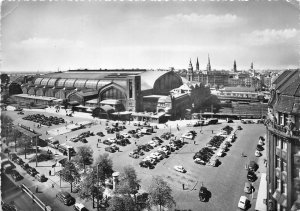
xmin=267 ymin=121 xmax=300 ymax=139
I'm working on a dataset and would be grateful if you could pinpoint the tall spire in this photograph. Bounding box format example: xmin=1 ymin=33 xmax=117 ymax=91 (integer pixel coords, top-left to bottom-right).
xmin=188 ymin=58 xmax=193 ymax=72
xmin=196 ymin=57 xmax=199 ymax=71
xmin=233 ymin=60 xmax=237 ymax=72
xmin=206 ymin=54 xmax=211 ymax=72
xmin=251 ymin=62 xmax=254 ymax=70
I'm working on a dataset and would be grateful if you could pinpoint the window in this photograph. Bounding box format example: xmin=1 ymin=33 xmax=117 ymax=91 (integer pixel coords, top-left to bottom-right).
xmin=282 ymin=161 xmax=287 ymax=172
xmin=276 ymin=138 xmax=281 ymax=148
xmin=276 ymin=156 xmax=281 ymax=168
xmin=276 ymin=177 xmax=281 ymax=191
xmin=129 ymin=80 xmax=133 ymax=99
xmin=280 ymin=113 xmax=284 ymax=125
xmin=282 ymin=141 xmax=287 ymax=151
xmin=282 ymin=182 xmax=287 ymax=195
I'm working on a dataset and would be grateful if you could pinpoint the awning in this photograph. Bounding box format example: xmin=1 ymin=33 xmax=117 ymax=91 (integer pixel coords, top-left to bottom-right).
xmin=68 ymin=101 xmax=80 ymax=106
xmin=111 ymin=111 xmax=132 ymax=115
xmin=272 ymin=189 xmax=281 ymax=201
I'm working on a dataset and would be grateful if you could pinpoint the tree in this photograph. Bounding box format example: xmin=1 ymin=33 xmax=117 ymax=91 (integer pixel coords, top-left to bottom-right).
xmin=95 ymin=153 xmax=113 ymax=183
xmin=73 ymin=146 xmax=94 ymax=172
xmin=18 ymin=136 xmax=31 ymax=158
xmin=77 ymin=168 xmax=104 ymax=205
xmin=107 ymin=195 xmax=135 ymax=211
xmin=60 ymin=161 xmax=80 ymax=192
xmin=116 ymin=165 xmax=140 ymax=203
xmin=12 ymin=129 xmax=22 ymax=152
xmin=147 ymin=176 xmax=175 ymax=211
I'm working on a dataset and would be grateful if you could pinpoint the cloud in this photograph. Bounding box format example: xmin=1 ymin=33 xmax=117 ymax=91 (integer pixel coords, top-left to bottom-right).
xmin=242 ymin=28 xmax=299 ymax=46
xmin=13 ymin=37 xmax=85 ymax=50
xmin=163 ymin=13 xmax=240 ymax=28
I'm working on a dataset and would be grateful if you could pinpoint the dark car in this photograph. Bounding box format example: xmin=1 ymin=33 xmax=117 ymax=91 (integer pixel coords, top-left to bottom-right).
xmin=15 ymin=157 xmax=24 ymax=165
xmin=26 ymin=167 xmax=38 ymax=177
xmin=199 ymin=186 xmax=208 ymax=202
xmin=237 ymin=126 xmax=242 ymax=130
xmin=105 ymin=147 xmax=115 ymax=153
xmin=10 ymin=154 xmax=18 ymax=162
xmin=256 ymin=145 xmax=264 ymax=151
xmin=20 ymin=163 xmax=30 ymax=170
xmin=247 ymin=171 xmax=257 ymax=182
xmin=11 ymin=170 xmax=23 ymax=181
xmin=56 ymin=191 xmax=75 ymax=206
xmin=96 ymin=132 xmax=105 ymax=137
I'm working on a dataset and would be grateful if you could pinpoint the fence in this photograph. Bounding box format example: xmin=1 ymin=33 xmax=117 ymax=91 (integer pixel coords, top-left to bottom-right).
xmin=19 ymin=184 xmax=52 ymax=211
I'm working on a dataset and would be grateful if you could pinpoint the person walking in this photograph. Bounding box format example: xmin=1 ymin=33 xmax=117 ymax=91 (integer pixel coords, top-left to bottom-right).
xmin=49 ymin=170 xmax=51 ymax=176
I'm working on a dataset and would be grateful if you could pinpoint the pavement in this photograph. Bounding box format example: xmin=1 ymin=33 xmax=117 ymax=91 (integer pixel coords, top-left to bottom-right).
xmin=2 ymin=106 xmax=268 ymax=211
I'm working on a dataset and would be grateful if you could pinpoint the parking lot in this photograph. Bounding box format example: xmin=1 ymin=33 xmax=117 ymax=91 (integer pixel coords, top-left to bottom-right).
xmin=2 ymin=107 xmax=267 ymax=211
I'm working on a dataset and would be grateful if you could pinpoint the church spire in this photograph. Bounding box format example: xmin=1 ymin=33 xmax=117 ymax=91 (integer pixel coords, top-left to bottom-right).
xmin=233 ymin=60 xmax=237 ymax=72
xmin=251 ymin=62 xmax=254 ymax=70
xmin=196 ymin=57 xmax=199 ymax=71
xmin=188 ymin=58 xmax=193 ymax=71
xmin=206 ymin=54 xmax=211 ymax=72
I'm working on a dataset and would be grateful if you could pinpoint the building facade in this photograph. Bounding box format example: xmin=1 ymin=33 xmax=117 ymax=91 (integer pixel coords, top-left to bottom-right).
xmin=265 ymin=70 xmax=300 ymax=211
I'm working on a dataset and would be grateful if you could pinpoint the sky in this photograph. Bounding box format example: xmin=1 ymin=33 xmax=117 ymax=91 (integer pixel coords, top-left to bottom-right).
xmin=1 ymin=1 xmax=299 ymax=73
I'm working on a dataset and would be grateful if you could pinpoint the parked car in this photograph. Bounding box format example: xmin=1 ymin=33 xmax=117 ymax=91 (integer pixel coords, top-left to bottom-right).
xmin=73 ymin=203 xmax=88 ymax=211
xmin=255 ymin=150 xmax=262 ymax=157
xmin=26 ymin=167 xmax=38 ymax=177
xmin=244 ymin=182 xmax=252 ymax=194
xmin=96 ymin=132 xmax=105 ymax=137
xmin=105 ymin=147 xmax=115 ymax=153
xmin=20 ymin=162 xmax=30 ymax=170
xmin=11 ymin=170 xmax=23 ymax=181
xmin=174 ymin=165 xmax=186 ymax=173
xmin=216 ymin=150 xmax=224 ymax=157
xmin=247 ymin=171 xmax=257 ymax=182
xmin=258 ymin=139 xmax=265 ymax=146
xmin=56 ymin=191 xmax=76 ymax=206
xmin=256 ymin=145 xmax=264 ymax=151
xmin=182 ymin=133 xmax=194 ymax=140
xmin=237 ymin=126 xmax=242 ymax=130
xmin=15 ymin=157 xmax=24 ymax=165
xmin=249 ymin=161 xmax=259 ymax=172
xmin=238 ymin=195 xmax=249 ymax=210
xmin=194 ymin=158 xmax=206 ymax=165
xmin=35 ymin=173 xmax=47 ymax=182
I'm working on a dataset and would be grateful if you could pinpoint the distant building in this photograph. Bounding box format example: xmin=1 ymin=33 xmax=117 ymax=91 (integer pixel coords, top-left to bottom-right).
xmin=265 ymin=69 xmax=300 ymax=211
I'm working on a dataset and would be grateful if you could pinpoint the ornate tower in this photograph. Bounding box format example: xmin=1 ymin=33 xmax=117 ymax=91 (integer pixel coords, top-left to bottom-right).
xmin=206 ymin=54 xmax=211 ymax=72
xmin=196 ymin=57 xmax=199 ymax=71
xmin=187 ymin=58 xmax=194 ymax=81
xmin=251 ymin=62 xmax=254 ymax=70
xmin=233 ymin=60 xmax=237 ymax=72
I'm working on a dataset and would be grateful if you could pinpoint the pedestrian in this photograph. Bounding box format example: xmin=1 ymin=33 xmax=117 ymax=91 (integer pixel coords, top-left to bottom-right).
xmin=182 ymin=184 xmax=185 ymax=190
xmin=212 ymin=130 xmax=213 ymax=134
xmin=52 ymin=183 xmax=54 ymax=188
xmin=194 ymin=141 xmax=196 ymax=145
xmin=35 ymin=186 xmax=38 ymax=193
xmin=49 ymin=170 xmax=51 ymax=176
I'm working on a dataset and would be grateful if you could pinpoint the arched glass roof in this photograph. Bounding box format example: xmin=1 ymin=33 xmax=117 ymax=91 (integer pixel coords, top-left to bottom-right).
xmin=34 ymin=78 xmax=43 ymax=85
xmin=97 ymin=80 xmax=111 ymax=89
xmin=64 ymin=79 xmax=76 ymax=87
xmin=74 ymin=79 xmax=87 ymax=88
xmin=56 ymin=79 xmax=67 ymax=87
xmin=47 ymin=78 xmax=57 ymax=86
xmin=41 ymin=78 xmax=51 ymax=86
xmin=85 ymin=80 xmax=99 ymax=89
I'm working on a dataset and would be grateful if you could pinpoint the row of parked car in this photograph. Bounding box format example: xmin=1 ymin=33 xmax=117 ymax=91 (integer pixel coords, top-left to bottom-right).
xmin=8 ymin=153 xmax=47 ymax=182
xmin=23 ymin=114 xmax=65 ymax=126
xmin=70 ymin=131 xmax=95 ymax=143
xmin=139 ymin=138 xmax=186 ymax=169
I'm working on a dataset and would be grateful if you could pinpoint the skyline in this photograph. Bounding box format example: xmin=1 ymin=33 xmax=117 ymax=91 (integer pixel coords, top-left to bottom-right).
xmin=1 ymin=1 xmax=299 ymax=73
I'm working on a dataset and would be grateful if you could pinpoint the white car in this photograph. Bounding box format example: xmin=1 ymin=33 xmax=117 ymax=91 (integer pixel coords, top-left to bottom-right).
xmin=174 ymin=165 xmax=186 ymax=173
xmin=216 ymin=150 xmax=224 ymax=157
xmin=238 ymin=196 xmax=249 ymax=210
xmin=194 ymin=158 xmax=206 ymax=165
xmin=148 ymin=141 xmax=158 ymax=147
xmin=182 ymin=133 xmax=194 ymax=139
xmin=74 ymin=203 xmax=88 ymax=211
xmin=121 ymin=133 xmax=131 ymax=138
xmin=108 ymin=138 xmax=116 ymax=143
xmin=151 ymin=152 xmax=163 ymax=160
xmin=255 ymin=150 xmax=261 ymax=157
xmin=258 ymin=140 xmax=264 ymax=146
